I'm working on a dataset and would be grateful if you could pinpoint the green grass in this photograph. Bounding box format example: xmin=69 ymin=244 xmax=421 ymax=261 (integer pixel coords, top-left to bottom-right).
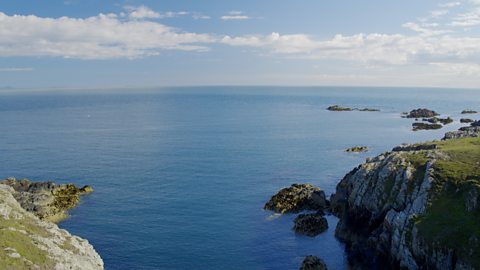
xmin=413 ymin=137 xmax=480 ymax=268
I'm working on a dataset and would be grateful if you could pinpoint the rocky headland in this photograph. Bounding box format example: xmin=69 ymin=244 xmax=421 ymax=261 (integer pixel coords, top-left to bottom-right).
xmin=0 ymin=178 xmax=103 ymax=269
xmin=330 ymin=126 xmax=480 ymax=269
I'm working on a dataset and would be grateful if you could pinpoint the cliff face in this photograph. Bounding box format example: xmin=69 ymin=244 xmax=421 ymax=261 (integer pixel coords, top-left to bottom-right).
xmin=331 ymin=137 xmax=480 ymax=270
xmin=0 ymin=184 xmax=103 ymax=270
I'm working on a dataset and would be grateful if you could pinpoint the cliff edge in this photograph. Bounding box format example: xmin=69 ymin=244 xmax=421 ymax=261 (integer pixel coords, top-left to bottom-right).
xmin=0 ymin=182 xmax=103 ymax=270
xmin=331 ymin=134 xmax=480 ymax=269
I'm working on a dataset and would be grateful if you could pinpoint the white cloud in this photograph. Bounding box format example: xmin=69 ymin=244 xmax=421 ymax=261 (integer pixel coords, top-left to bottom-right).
xmin=0 ymin=11 xmax=216 ymax=59
xmin=221 ymin=11 xmax=250 ymax=20
xmin=125 ymin=5 xmax=161 ymax=19
xmin=222 ymin=32 xmax=480 ymax=66
xmin=0 ymin=67 xmax=33 ymax=72
xmin=192 ymin=13 xmax=211 ymax=20
xmin=439 ymin=2 xmax=461 ymax=8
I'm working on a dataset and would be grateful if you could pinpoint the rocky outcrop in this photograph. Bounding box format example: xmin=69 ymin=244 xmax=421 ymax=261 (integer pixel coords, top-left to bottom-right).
xmin=0 ymin=184 xmax=103 ymax=269
xmin=299 ymin=255 xmax=327 ymax=270
xmin=0 ymin=178 xmax=93 ymax=222
xmin=264 ymin=184 xmax=328 ymax=213
xmin=392 ymin=144 xmax=437 ymax=152
xmin=443 ymin=125 xmax=480 ymax=140
xmin=330 ymin=137 xmax=480 ymax=269
xmin=345 ymin=146 xmax=368 ymax=153
xmin=412 ymin=122 xmax=442 ymax=131
xmin=404 ymin=108 xmax=439 ymax=118
xmin=293 ymin=212 xmax=328 ymax=237
xmin=460 ymin=118 xmax=474 ymax=123
xmin=327 ymin=105 xmax=379 ymax=112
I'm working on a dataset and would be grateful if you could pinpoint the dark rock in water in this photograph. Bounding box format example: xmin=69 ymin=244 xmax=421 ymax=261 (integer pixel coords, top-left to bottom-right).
xmin=327 ymin=105 xmax=352 ymax=111
xmin=345 ymin=146 xmax=368 ymax=153
xmin=412 ymin=122 xmax=442 ymax=131
xmin=0 ymin=177 xmax=93 ymax=222
xmin=264 ymin=184 xmax=328 ymax=214
xmin=293 ymin=212 xmax=328 ymax=237
xmin=299 ymin=256 xmax=327 ymax=270
xmin=460 ymin=118 xmax=474 ymax=123
xmin=357 ymin=108 xmax=380 ymax=112
xmin=405 ymin=108 xmax=439 ymax=118
xmin=461 ymin=110 xmax=478 ymax=114
xmin=392 ymin=143 xmax=437 ymax=152
xmin=471 ymin=120 xmax=480 ymax=127
xmin=423 ymin=117 xmax=453 ymax=125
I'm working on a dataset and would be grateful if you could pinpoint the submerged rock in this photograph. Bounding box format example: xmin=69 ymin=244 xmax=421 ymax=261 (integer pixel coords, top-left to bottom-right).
xmin=327 ymin=105 xmax=352 ymax=111
xmin=404 ymin=108 xmax=439 ymax=118
xmin=293 ymin=212 xmax=328 ymax=237
xmin=345 ymin=146 xmax=368 ymax=153
xmin=0 ymin=178 xmax=93 ymax=222
xmin=264 ymin=184 xmax=328 ymax=213
xmin=412 ymin=122 xmax=442 ymax=131
xmin=460 ymin=118 xmax=474 ymax=123
xmin=330 ymin=136 xmax=480 ymax=269
xmin=299 ymin=255 xmax=327 ymax=270
xmin=0 ymin=184 xmax=103 ymax=269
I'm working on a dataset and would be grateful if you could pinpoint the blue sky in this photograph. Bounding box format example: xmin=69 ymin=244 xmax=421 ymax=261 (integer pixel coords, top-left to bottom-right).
xmin=0 ymin=0 xmax=480 ymax=88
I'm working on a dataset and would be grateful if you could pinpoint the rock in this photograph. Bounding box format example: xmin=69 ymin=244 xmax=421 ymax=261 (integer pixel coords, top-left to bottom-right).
xmin=443 ymin=126 xmax=480 ymax=140
xmin=460 ymin=118 xmax=474 ymax=123
xmin=461 ymin=110 xmax=478 ymax=114
xmin=0 ymin=178 xmax=93 ymax=222
xmin=327 ymin=105 xmax=352 ymax=111
xmin=423 ymin=117 xmax=453 ymax=125
xmin=405 ymin=108 xmax=439 ymax=118
xmin=299 ymin=256 xmax=327 ymax=270
xmin=471 ymin=120 xmax=480 ymax=127
xmin=330 ymin=137 xmax=480 ymax=269
xmin=345 ymin=146 xmax=368 ymax=153
xmin=392 ymin=144 xmax=437 ymax=152
xmin=293 ymin=212 xmax=328 ymax=237
xmin=412 ymin=122 xmax=442 ymax=131
xmin=264 ymin=184 xmax=328 ymax=214
xmin=357 ymin=108 xmax=380 ymax=112
xmin=0 ymin=184 xmax=103 ymax=269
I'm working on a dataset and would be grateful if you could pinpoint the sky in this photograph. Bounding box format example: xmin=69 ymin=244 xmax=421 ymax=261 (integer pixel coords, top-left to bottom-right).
xmin=0 ymin=0 xmax=480 ymax=89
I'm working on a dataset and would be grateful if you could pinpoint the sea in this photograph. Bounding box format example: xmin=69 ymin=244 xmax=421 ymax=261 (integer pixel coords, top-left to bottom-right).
xmin=0 ymin=86 xmax=478 ymax=270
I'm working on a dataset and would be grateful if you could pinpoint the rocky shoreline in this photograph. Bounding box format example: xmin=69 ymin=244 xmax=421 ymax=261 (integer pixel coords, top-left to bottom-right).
xmin=266 ymin=120 xmax=480 ymax=269
xmin=0 ymin=178 xmax=103 ymax=269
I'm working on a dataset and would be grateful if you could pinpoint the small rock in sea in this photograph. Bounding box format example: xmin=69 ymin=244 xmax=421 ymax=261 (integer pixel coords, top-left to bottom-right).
xmin=264 ymin=184 xmax=328 ymax=214
xmin=299 ymin=255 xmax=327 ymax=270
xmin=460 ymin=118 xmax=474 ymax=123
xmin=412 ymin=122 xmax=442 ymax=131
xmin=357 ymin=108 xmax=380 ymax=112
xmin=405 ymin=108 xmax=439 ymax=118
xmin=461 ymin=110 xmax=478 ymax=114
xmin=293 ymin=212 xmax=328 ymax=237
xmin=345 ymin=146 xmax=368 ymax=153
xmin=471 ymin=120 xmax=480 ymax=127
xmin=327 ymin=105 xmax=352 ymax=111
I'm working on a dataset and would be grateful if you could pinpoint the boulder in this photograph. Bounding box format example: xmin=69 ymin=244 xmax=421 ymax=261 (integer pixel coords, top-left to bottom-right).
xmin=405 ymin=108 xmax=439 ymax=118
xmin=264 ymin=184 xmax=328 ymax=213
xmin=293 ymin=212 xmax=328 ymax=237
xmin=299 ymin=256 xmax=327 ymax=270
xmin=345 ymin=146 xmax=368 ymax=153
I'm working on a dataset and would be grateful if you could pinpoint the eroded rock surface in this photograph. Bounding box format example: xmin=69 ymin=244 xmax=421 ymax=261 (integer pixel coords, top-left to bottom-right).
xmin=0 ymin=178 xmax=93 ymax=222
xmin=0 ymin=184 xmax=103 ymax=270
xmin=293 ymin=212 xmax=328 ymax=237
xmin=299 ymin=255 xmax=327 ymax=270
xmin=330 ymin=137 xmax=480 ymax=269
xmin=264 ymin=184 xmax=328 ymax=213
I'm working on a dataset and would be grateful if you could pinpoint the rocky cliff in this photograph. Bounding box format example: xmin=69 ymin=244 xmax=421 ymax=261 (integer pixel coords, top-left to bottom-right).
xmin=331 ymin=134 xmax=480 ymax=269
xmin=0 ymin=181 xmax=103 ymax=270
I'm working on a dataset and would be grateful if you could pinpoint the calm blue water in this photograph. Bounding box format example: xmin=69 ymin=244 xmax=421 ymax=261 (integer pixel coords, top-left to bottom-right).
xmin=0 ymin=87 xmax=479 ymax=269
